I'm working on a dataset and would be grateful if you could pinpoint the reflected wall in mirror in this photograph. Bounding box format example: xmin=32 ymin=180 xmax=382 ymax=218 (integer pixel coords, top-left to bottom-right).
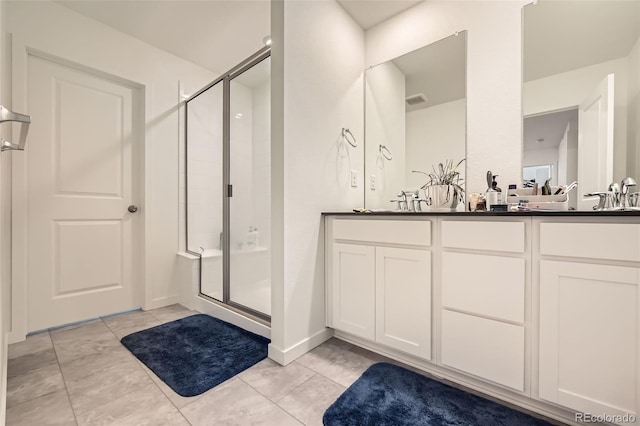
xmin=523 ymin=0 xmax=640 ymax=210
xmin=364 ymin=31 xmax=467 ymax=210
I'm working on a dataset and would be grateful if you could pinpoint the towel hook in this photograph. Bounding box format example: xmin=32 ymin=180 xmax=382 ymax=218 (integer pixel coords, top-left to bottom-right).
xmin=341 ymin=128 xmax=357 ymax=148
xmin=0 ymin=105 xmax=31 ymax=152
xmin=379 ymin=144 xmax=392 ymax=161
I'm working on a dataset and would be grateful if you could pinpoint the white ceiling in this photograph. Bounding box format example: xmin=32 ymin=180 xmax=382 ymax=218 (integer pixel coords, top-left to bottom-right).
xmin=391 ymin=31 xmax=466 ymax=111
xmin=54 ymin=0 xmax=425 ymax=75
xmin=55 ymin=0 xmax=271 ymax=75
xmin=524 ymin=109 xmax=577 ymax=152
xmin=54 ymin=0 xmax=639 ymax=94
xmin=336 ymin=0 xmax=423 ymax=30
xmin=524 ymin=0 xmax=640 ymax=82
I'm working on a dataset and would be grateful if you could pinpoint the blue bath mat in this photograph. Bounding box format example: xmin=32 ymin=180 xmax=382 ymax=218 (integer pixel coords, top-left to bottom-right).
xmin=324 ymin=363 xmax=553 ymax=426
xmin=121 ymin=314 xmax=269 ymax=397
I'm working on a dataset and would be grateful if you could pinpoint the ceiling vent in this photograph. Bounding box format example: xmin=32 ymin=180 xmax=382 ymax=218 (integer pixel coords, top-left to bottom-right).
xmin=406 ymin=93 xmax=428 ymax=106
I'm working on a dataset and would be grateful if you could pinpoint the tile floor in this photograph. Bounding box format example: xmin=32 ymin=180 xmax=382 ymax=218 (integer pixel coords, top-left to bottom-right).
xmin=6 ymin=304 xmax=562 ymax=426
xmin=5 ymin=304 xmax=389 ymax=426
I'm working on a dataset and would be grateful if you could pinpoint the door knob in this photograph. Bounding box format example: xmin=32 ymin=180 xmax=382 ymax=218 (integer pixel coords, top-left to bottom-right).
xmin=128 ymin=205 xmax=138 ymax=213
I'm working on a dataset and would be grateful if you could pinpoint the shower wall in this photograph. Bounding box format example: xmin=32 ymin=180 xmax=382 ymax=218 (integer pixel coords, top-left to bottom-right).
xmin=251 ymin=82 xmax=271 ymax=251
xmin=187 ymin=80 xmax=270 ymax=253
xmin=187 ymin=84 xmax=223 ymax=253
xmin=186 ymin=60 xmax=271 ymax=317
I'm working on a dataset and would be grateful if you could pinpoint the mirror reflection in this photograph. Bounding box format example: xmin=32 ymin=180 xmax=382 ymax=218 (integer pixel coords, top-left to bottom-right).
xmin=523 ymin=0 xmax=640 ymax=210
xmin=364 ymin=31 xmax=467 ymax=210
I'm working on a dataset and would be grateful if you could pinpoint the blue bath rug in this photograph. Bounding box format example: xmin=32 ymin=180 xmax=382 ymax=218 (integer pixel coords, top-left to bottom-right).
xmin=121 ymin=314 xmax=269 ymax=397
xmin=324 ymin=363 xmax=553 ymax=426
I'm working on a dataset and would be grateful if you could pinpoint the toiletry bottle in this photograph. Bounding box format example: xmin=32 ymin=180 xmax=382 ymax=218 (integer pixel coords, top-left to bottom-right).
xmin=486 ymin=187 xmax=498 ymax=210
xmin=491 ymin=175 xmax=502 ymax=204
xmin=485 ymin=170 xmax=497 ymax=210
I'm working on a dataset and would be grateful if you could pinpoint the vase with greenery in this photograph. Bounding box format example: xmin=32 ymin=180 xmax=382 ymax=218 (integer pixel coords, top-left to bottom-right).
xmin=412 ymin=159 xmax=465 ymax=211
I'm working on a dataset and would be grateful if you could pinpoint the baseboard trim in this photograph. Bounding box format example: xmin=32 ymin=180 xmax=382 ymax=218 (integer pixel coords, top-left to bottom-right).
xmin=194 ymin=296 xmax=270 ymax=339
xmin=7 ymin=330 xmax=26 ymax=345
xmin=147 ymin=295 xmax=182 ymax=310
xmin=268 ymin=327 xmax=334 ymax=366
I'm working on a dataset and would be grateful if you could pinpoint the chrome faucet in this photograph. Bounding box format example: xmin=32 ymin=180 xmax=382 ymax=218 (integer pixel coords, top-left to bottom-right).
xmin=390 ymin=190 xmax=424 ymax=212
xmin=391 ymin=191 xmax=409 ymax=211
xmin=589 ymin=177 xmax=638 ymax=210
xmin=621 ymin=177 xmax=637 ymax=209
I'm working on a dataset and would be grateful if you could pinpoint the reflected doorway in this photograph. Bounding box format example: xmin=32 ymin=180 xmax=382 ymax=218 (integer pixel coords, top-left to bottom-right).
xmin=523 ymin=108 xmax=578 ymax=209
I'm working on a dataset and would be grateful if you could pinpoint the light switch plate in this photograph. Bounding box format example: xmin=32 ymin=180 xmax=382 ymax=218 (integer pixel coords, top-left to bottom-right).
xmin=370 ymin=174 xmax=376 ymax=190
xmin=350 ymin=170 xmax=357 ymax=188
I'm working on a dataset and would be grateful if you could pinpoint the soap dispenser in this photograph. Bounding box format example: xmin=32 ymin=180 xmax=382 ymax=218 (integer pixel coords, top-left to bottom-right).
xmin=491 ymin=175 xmax=502 ymax=204
xmin=486 ymin=171 xmax=498 ymax=209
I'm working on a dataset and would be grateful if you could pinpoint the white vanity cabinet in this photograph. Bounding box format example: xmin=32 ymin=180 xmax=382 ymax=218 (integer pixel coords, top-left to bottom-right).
xmin=327 ymin=218 xmax=432 ymax=359
xmin=325 ymin=214 xmax=640 ymax=425
xmin=375 ymin=246 xmax=431 ymax=359
xmin=537 ymin=221 xmax=640 ymax=420
xmin=440 ymin=219 xmax=527 ymax=392
xmin=331 ymin=243 xmax=375 ymax=340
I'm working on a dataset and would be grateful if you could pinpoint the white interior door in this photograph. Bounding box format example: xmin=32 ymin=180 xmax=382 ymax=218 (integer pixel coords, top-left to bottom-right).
xmin=577 ymin=74 xmax=614 ymax=210
xmin=26 ymin=53 xmax=140 ymax=331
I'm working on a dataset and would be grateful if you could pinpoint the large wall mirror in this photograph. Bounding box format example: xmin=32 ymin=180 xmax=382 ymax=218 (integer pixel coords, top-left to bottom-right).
xmin=364 ymin=31 xmax=467 ymax=210
xmin=523 ymin=0 xmax=640 ymax=210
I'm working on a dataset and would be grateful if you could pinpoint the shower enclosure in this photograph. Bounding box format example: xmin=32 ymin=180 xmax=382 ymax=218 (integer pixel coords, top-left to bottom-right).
xmin=185 ymin=47 xmax=271 ymax=321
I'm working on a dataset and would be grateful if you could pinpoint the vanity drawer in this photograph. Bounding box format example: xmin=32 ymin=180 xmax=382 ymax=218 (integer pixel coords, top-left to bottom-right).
xmin=441 ymin=310 xmax=525 ymax=391
xmin=442 ymin=252 xmax=525 ymax=323
xmin=333 ymin=219 xmax=431 ymax=247
xmin=540 ymin=223 xmax=640 ymax=262
xmin=442 ymin=221 xmax=525 ymax=253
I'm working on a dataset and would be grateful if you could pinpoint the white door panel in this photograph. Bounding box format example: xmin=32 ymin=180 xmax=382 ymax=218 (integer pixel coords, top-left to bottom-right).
xmin=578 ymin=74 xmax=614 ymax=210
xmin=331 ymin=243 xmax=375 ymax=340
xmin=539 ymin=260 xmax=638 ymax=418
xmin=27 ymin=53 xmax=139 ymax=331
xmin=375 ymin=247 xmax=431 ymax=359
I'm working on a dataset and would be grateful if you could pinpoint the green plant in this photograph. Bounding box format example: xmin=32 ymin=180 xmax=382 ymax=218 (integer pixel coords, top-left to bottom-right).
xmin=412 ymin=158 xmax=465 ymax=202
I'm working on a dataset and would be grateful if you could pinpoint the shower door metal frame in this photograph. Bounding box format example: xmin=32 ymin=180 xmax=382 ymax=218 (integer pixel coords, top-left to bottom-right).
xmin=185 ymin=46 xmax=271 ymax=323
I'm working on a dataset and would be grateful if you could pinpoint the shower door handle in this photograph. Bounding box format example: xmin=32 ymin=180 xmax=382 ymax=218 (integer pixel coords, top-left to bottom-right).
xmin=128 ymin=205 xmax=138 ymax=213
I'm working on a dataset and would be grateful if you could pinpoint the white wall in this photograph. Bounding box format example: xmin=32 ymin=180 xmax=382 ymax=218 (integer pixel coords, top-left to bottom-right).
xmin=558 ymin=125 xmax=568 ymax=186
xmin=627 ymin=36 xmax=640 ymax=179
xmin=6 ymin=0 xmax=215 ymax=339
xmin=524 ymin=57 xmax=630 ymax=183
xmin=0 ymin=0 xmax=10 ymax=420
xmin=523 ymin=147 xmax=558 ymax=184
xmin=405 ymin=99 xmax=466 ymax=190
xmin=270 ymin=0 xmax=364 ymax=364
xmin=365 ymin=60 xmax=405 ymax=209
xmin=366 ymin=0 xmax=525 ymax=195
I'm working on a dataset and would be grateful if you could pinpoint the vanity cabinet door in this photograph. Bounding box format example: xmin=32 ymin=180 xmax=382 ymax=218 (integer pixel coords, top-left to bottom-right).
xmin=375 ymin=247 xmax=431 ymax=360
xmin=331 ymin=243 xmax=375 ymax=340
xmin=539 ymin=260 xmax=639 ymax=419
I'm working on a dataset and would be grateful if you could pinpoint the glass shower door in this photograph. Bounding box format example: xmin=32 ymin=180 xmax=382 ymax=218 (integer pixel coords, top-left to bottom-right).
xmin=186 ymin=81 xmax=224 ymax=302
xmin=228 ymin=56 xmax=271 ymax=318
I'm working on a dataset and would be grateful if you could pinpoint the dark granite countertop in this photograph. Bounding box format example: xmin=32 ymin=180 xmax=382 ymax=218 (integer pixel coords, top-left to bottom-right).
xmin=322 ymin=210 xmax=640 ymax=217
